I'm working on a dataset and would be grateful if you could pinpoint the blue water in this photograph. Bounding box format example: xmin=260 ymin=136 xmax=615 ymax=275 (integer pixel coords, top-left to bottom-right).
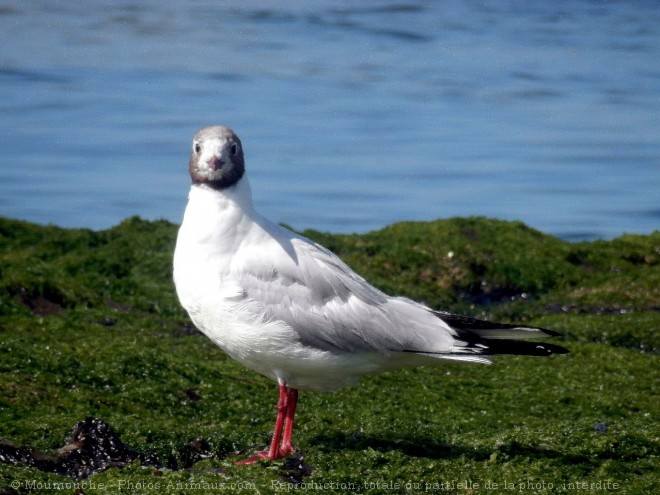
xmin=1 ymin=1 xmax=658 ymax=240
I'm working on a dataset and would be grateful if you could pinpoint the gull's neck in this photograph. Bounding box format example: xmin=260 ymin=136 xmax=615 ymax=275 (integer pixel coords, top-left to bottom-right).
xmin=180 ymin=176 xmax=258 ymax=248
xmin=194 ymin=175 xmax=255 ymax=214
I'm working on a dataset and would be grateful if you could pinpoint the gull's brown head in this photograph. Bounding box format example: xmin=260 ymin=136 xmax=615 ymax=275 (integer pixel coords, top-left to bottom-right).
xmin=189 ymin=125 xmax=245 ymax=189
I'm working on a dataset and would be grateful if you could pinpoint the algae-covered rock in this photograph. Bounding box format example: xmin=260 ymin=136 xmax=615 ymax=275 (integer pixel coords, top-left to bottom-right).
xmin=0 ymin=216 xmax=658 ymax=494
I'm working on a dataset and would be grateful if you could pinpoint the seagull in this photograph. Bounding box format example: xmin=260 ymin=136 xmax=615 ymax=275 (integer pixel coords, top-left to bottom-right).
xmin=173 ymin=125 xmax=569 ymax=464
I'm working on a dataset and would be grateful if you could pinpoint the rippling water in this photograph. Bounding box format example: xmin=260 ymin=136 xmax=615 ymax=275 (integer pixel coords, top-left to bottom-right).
xmin=1 ymin=1 xmax=658 ymax=240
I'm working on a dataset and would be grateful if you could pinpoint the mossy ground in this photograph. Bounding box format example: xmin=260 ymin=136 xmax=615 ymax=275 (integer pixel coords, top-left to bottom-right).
xmin=0 ymin=216 xmax=657 ymax=494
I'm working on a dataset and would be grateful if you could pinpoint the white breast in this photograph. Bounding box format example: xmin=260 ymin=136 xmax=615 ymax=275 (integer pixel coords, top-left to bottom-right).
xmin=172 ymin=182 xmax=364 ymax=390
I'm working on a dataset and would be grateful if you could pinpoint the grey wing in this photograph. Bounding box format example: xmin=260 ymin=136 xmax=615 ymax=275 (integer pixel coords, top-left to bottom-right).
xmin=234 ymin=234 xmax=458 ymax=354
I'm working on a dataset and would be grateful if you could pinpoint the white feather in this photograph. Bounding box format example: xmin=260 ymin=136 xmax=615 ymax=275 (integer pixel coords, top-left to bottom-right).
xmin=174 ymin=178 xmax=489 ymax=392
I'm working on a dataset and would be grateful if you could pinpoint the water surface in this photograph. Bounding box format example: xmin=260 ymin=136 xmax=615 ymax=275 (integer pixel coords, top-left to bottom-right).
xmin=1 ymin=1 xmax=658 ymax=240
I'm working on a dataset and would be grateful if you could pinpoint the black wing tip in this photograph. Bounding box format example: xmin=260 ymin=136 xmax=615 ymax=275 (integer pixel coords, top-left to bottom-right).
xmin=433 ymin=311 xmax=570 ymax=356
xmin=404 ymin=340 xmax=569 ymax=358
xmin=431 ymin=310 xmax=569 ymax=356
xmin=433 ymin=310 xmax=564 ymax=338
xmin=480 ymin=339 xmax=570 ymax=357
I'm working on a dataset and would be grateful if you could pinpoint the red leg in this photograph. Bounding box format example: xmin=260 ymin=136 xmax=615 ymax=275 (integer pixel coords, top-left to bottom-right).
xmin=279 ymin=388 xmax=298 ymax=457
xmin=266 ymin=384 xmax=289 ymax=459
xmin=235 ymin=384 xmax=295 ymax=465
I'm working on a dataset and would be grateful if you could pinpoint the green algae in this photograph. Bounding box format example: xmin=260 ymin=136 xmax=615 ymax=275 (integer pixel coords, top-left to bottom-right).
xmin=0 ymin=216 xmax=658 ymax=494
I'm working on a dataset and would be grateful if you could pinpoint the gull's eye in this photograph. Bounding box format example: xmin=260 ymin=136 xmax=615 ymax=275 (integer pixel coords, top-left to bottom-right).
xmin=230 ymin=143 xmax=239 ymax=156
xmin=194 ymin=142 xmax=201 ymax=154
